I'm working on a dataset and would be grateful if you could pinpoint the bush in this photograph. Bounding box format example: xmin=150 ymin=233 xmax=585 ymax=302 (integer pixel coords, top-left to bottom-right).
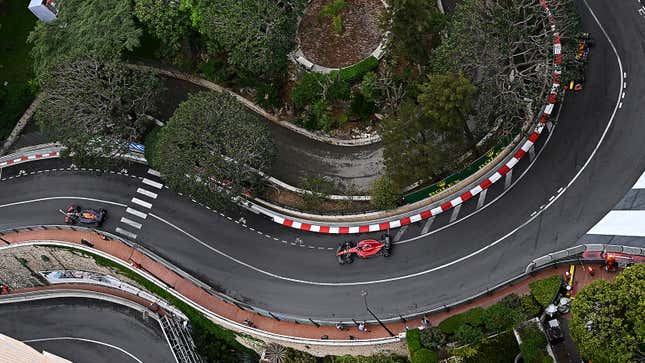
xmin=292 ymin=73 xmax=324 ymax=109
xmin=369 ymin=176 xmax=401 ymax=210
xmin=333 ymin=56 xmax=380 ymax=82
xmin=482 ymin=302 xmax=523 ymax=332
xmin=464 ymin=331 xmax=520 ymax=363
xmin=255 ymin=83 xmax=282 ymax=109
xmin=438 ymin=307 xmax=484 ymax=335
xmin=412 ymin=349 xmax=438 ymax=363
xmin=518 ymin=325 xmax=549 ymax=363
xmin=419 ymin=327 xmax=446 ymax=350
xmin=360 ymin=71 xmax=379 ymax=101
xmin=454 ymin=324 xmax=484 ymax=346
xmin=529 ymin=275 xmax=562 ymax=308
xmin=350 ymin=92 xmax=376 ymax=120
xmin=144 ymin=126 xmax=163 ymax=168
xmin=519 ymin=294 xmax=542 ymax=318
xmin=406 ymin=328 xmax=422 ymax=354
xmin=300 ymin=175 xmax=335 ymax=210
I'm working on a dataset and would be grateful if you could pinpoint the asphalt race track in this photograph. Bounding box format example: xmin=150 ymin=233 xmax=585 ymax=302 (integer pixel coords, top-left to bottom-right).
xmin=0 ymin=0 xmax=643 ymax=322
xmin=0 ymin=297 xmax=175 ymax=363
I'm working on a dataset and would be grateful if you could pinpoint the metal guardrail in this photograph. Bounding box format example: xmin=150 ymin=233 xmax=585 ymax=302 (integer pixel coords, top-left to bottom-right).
xmin=2 ymin=224 xmax=643 ymax=333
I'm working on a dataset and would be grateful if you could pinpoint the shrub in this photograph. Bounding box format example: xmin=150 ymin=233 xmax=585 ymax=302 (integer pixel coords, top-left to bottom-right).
xmin=332 ymin=15 xmax=344 ymax=34
xmin=500 ymin=293 xmax=522 ymax=309
xmin=255 ymin=83 xmax=282 ymax=109
xmin=518 ymin=325 xmax=549 ymax=363
xmin=360 ymin=71 xmax=379 ymax=101
xmin=327 ymin=77 xmax=351 ymax=102
xmin=292 ymin=73 xmax=324 ymax=109
xmin=412 ymin=348 xmax=438 ymax=363
xmin=334 ymin=56 xmax=379 ymax=82
xmin=464 ymin=331 xmax=520 ymax=363
xmin=454 ymin=324 xmax=484 ymax=346
xmin=438 ymin=307 xmax=485 ymax=335
xmin=406 ymin=328 xmax=422 ymax=354
xmin=519 ymin=294 xmax=542 ymax=318
xmin=350 ymin=92 xmax=376 ymax=120
xmin=369 ymin=176 xmax=401 ymax=210
xmin=482 ymin=302 xmax=522 ymax=332
xmin=144 ymin=126 xmax=163 ymax=168
xmin=419 ymin=326 xmax=446 ymax=350
xmin=529 ymin=275 xmax=562 ymax=308
xmin=299 ymin=175 xmax=335 ymax=210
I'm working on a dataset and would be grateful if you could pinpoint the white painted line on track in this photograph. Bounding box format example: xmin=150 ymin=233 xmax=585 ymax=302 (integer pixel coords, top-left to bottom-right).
xmin=449 ymin=204 xmax=462 ymax=223
xmin=120 ymin=217 xmax=142 ymax=229
xmin=142 ymin=178 xmax=163 ymax=189
xmin=23 ymin=337 xmax=143 ymax=363
xmin=588 ymin=210 xmax=645 ymax=237
xmin=476 ymin=189 xmax=488 ymax=209
xmin=115 ymin=227 xmax=138 ymax=240
xmin=147 ymin=168 xmax=161 ymax=177
xmin=131 ymin=197 xmax=152 ymax=209
xmin=0 ymin=197 xmax=127 ymax=209
xmin=528 ymin=145 xmax=536 ymax=161
xmin=137 ymin=188 xmax=158 ymax=199
xmin=393 ymin=225 xmax=408 ymax=242
xmin=633 ymin=171 xmax=645 ymax=189
xmin=126 ymin=207 xmax=148 ymax=219
xmin=421 ymin=216 xmax=435 ymax=235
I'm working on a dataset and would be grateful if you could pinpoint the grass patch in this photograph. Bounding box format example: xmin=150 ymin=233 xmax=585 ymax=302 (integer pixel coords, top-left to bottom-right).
xmin=0 ymin=0 xmax=37 ymax=140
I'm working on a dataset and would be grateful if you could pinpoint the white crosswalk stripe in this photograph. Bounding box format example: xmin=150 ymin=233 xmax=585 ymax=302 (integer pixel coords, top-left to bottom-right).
xmin=126 ymin=207 xmax=147 ymax=219
xmin=528 ymin=145 xmax=536 ymax=161
xmin=504 ymin=169 xmax=513 ymax=189
xmin=115 ymin=227 xmax=137 ymax=240
xmin=120 ymin=217 xmax=142 ymax=229
xmin=147 ymin=168 xmax=161 ymax=177
xmin=137 ymin=188 xmax=158 ymax=199
xmin=131 ymin=197 xmax=152 ymax=209
xmin=476 ymin=189 xmax=488 ymax=209
xmin=421 ymin=216 xmax=435 ymax=235
xmin=393 ymin=225 xmax=409 ymax=242
xmin=449 ymin=204 xmax=462 ymax=223
xmin=142 ymin=178 xmax=163 ymax=189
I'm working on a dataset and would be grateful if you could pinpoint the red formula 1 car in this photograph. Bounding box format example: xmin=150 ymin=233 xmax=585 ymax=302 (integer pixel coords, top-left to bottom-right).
xmin=336 ymin=234 xmax=392 ymax=264
xmin=60 ymin=204 xmax=107 ymax=227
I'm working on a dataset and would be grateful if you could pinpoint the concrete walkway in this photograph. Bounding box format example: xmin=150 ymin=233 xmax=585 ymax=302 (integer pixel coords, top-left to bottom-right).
xmin=0 ymin=229 xmax=622 ymax=344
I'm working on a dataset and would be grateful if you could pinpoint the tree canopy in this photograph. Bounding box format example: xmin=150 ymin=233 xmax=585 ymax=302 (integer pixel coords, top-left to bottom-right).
xmin=35 ymin=59 xmax=160 ymax=166
xmin=134 ymin=0 xmax=192 ymax=51
xmin=570 ymin=264 xmax=645 ymax=363
xmin=196 ymin=0 xmax=305 ymax=80
xmin=28 ymin=0 xmax=141 ymax=80
xmin=152 ymin=91 xmax=275 ymax=208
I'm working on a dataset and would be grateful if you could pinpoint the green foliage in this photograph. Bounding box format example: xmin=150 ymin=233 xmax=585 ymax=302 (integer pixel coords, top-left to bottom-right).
xmin=334 ymin=56 xmax=379 ymax=83
xmin=134 ymin=0 xmax=191 ymax=50
xmin=35 ymin=59 xmax=160 ymax=167
xmin=417 ymin=72 xmax=477 ymax=150
xmin=299 ymin=175 xmax=335 ymax=211
xmin=144 ymin=127 xmax=163 ymax=169
xmin=406 ymin=328 xmax=422 ymax=355
xmin=529 ymin=275 xmax=562 ymax=308
xmin=438 ymin=307 xmax=484 ymax=335
xmin=369 ymin=176 xmax=401 ymax=211
xmin=464 ymin=331 xmax=519 ymax=363
xmin=482 ymin=301 xmax=522 ymax=332
xmin=255 ymin=83 xmax=282 ymax=109
xmin=454 ymin=324 xmax=483 ymax=346
xmin=0 ymin=83 xmax=35 ymax=141
xmin=28 ymin=0 xmax=142 ymax=81
xmin=350 ymin=92 xmax=376 ymax=121
xmin=292 ymin=73 xmax=325 ymax=109
xmin=381 ymin=0 xmax=445 ymax=64
xmin=419 ymin=327 xmax=446 ymax=351
xmin=332 ymin=15 xmax=344 ymax=34
xmin=519 ymin=294 xmax=542 ymax=318
xmin=319 ymin=0 xmax=347 ymax=19
xmin=518 ymin=324 xmax=549 ymax=363
xmin=570 ymin=264 xmax=645 ymax=363
xmin=411 ymin=349 xmax=438 ymax=363
xmin=360 ymin=72 xmax=379 ymax=101
xmin=196 ymin=0 xmax=306 ymax=81
xmin=154 ymin=91 xmax=275 ymax=209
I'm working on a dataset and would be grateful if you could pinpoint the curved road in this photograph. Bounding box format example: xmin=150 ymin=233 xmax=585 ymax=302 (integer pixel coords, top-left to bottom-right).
xmin=0 ymin=297 xmax=175 ymax=363
xmin=0 ymin=0 xmax=643 ymax=322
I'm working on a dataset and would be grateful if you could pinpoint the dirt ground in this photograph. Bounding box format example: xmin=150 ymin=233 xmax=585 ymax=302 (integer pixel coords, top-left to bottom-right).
xmin=298 ymin=0 xmax=385 ymax=68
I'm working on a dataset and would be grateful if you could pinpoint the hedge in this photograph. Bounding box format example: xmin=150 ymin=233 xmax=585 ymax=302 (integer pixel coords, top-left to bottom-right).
xmin=465 ymin=331 xmax=519 ymax=363
xmin=518 ymin=324 xmax=550 ymax=363
xmin=331 ymin=56 xmax=379 ymax=83
xmin=529 ymin=275 xmax=562 ymax=308
xmin=406 ymin=328 xmax=422 ymax=354
xmin=438 ymin=307 xmax=484 ymax=334
xmin=412 ymin=349 xmax=438 ymax=363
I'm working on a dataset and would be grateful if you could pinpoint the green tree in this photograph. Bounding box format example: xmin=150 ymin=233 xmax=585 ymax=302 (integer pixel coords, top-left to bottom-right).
xmin=299 ymin=175 xmax=335 ymax=211
xmin=482 ymin=302 xmax=522 ymax=332
xmin=134 ymin=0 xmax=192 ymax=50
xmin=380 ymin=100 xmax=455 ymax=186
xmin=518 ymin=324 xmax=549 ymax=363
xmin=381 ymin=0 xmax=445 ymax=65
xmin=35 ymin=59 xmax=160 ymax=166
xmin=369 ymin=175 xmax=401 ymax=210
xmin=570 ymin=264 xmax=645 ymax=363
xmin=419 ymin=326 xmax=446 ymax=350
xmin=153 ymin=91 xmax=275 ymax=208
xmin=417 ymin=72 xmax=477 ymax=154
xmin=197 ymin=0 xmax=305 ymax=80
xmin=28 ymin=0 xmax=141 ymax=80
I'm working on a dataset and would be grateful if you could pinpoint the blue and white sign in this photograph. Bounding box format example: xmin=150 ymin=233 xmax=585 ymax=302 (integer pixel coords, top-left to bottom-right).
xmin=129 ymin=143 xmax=145 ymax=153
